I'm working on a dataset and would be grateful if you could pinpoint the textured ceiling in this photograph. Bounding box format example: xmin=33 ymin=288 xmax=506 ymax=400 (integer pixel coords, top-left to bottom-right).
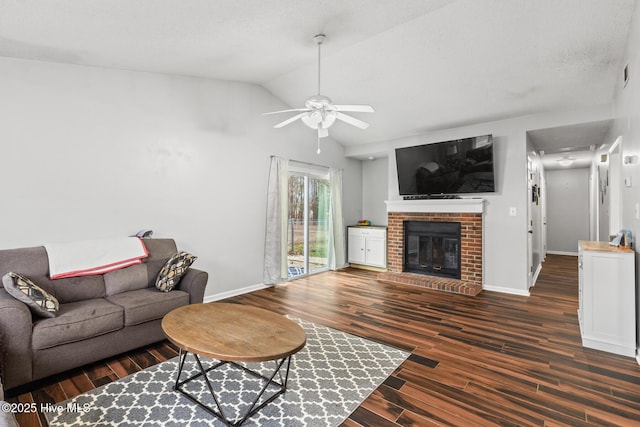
xmin=0 ymin=0 xmax=636 ymax=150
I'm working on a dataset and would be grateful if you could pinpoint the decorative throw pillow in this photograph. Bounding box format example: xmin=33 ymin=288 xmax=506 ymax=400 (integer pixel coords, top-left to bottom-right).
xmin=155 ymin=252 xmax=197 ymax=292
xmin=2 ymin=272 xmax=59 ymax=318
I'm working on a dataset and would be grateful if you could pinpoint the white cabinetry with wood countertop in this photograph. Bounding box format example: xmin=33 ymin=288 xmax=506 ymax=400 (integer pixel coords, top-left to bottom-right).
xmin=348 ymin=226 xmax=387 ymax=269
xmin=578 ymin=240 xmax=636 ymax=357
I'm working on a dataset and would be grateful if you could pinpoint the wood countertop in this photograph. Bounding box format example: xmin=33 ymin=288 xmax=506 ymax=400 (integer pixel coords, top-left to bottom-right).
xmin=578 ymin=240 xmax=634 ymax=253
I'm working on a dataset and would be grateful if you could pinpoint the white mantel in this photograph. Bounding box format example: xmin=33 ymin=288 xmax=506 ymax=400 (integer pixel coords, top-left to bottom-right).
xmin=385 ymin=198 xmax=485 ymax=213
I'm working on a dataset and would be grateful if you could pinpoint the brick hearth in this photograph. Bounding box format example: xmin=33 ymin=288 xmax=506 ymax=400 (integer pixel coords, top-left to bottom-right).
xmin=378 ymin=211 xmax=483 ymax=296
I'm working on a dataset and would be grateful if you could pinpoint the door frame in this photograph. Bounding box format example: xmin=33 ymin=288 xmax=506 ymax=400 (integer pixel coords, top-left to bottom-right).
xmin=287 ymin=164 xmax=330 ymax=279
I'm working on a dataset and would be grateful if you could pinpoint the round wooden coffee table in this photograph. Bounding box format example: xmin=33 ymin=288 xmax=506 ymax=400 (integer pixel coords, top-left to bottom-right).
xmin=162 ymin=303 xmax=306 ymax=426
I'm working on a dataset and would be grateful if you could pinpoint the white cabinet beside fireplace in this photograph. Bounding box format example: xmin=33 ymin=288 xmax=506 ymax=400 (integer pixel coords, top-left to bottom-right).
xmin=348 ymin=227 xmax=387 ymax=269
xmin=578 ymin=240 xmax=635 ymax=357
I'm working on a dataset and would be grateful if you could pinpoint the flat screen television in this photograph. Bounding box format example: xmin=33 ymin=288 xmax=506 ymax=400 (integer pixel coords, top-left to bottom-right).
xmin=395 ymin=135 xmax=495 ymax=197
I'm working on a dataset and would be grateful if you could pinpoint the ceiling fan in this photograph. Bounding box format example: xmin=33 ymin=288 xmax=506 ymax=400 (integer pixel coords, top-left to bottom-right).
xmin=263 ymin=34 xmax=374 ymax=153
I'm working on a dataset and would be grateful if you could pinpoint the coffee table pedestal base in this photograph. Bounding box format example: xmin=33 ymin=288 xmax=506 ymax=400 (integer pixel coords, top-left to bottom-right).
xmin=173 ymin=350 xmax=293 ymax=427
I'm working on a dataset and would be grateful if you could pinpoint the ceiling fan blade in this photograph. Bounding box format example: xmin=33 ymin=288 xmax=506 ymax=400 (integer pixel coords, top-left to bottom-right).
xmin=263 ymin=108 xmax=311 ymax=116
xmin=334 ymin=104 xmax=375 ymax=113
xmin=335 ymin=112 xmax=370 ymax=129
xmin=274 ymin=112 xmax=308 ymax=128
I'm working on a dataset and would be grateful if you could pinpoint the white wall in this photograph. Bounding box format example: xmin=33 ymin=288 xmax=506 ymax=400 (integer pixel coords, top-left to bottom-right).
xmin=0 ymin=57 xmax=362 ymax=299
xmin=385 ymin=126 xmax=528 ymax=294
xmin=606 ymin=2 xmax=640 ymax=354
xmin=351 ymin=105 xmax=613 ymax=295
xmin=546 ymin=168 xmax=590 ymax=254
xmin=610 ymin=3 xmax=640 ymax=246
xmin=362 ymin=157 xmax=388 ymax=226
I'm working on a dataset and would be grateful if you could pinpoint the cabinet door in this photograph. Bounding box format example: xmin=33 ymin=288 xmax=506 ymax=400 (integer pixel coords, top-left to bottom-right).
xmin=581 ymin=249 xmax=636 ymax=356
xmin=586 ymin=255 xmax=631 ymax=338
xmin=365 ymin=237 xmax=386 ymax=267
xmin=348 ymin=234 xmax=367 ymax=264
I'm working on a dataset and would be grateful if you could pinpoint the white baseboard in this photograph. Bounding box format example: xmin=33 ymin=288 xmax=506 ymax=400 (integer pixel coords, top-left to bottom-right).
xmin=203 ymin=283 xmax=271 ymax=303
xmin=208 ymin=274 xmax=534 ymax=301
xmin=482 ymin=285 xmax=530 ymax=296
xmin=547 ymin=250 xmax=578 ymax=256
xmin=637 ymin=347 xmax=640 ymax=365
xmin=581 ymin=336 xmax=636 ymax=358
xmin=201 ymin=266 xmax=348 ymax=303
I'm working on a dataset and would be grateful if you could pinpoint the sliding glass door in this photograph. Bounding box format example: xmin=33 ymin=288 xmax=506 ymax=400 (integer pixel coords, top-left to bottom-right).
xmin=287 ymin=167 xmax=330 ymax=278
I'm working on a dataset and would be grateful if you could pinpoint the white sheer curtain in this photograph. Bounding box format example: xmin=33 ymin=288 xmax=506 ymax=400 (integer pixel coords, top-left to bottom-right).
xmin=328 ymin=168 xmax=346 ymax=270
xmin=263 ymin=156 xmax=289 ymax=285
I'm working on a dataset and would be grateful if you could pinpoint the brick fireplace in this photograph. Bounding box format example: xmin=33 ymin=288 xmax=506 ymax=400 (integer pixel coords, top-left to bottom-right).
xmin=378 ymin=199 xmax=484 ymax=296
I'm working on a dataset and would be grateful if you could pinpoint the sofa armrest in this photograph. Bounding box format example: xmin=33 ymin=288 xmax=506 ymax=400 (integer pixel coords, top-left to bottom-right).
xmin=176 ymin=268 xmax=208 ymax=304
xmin=0 ymin=289 xmax=33 ymax=390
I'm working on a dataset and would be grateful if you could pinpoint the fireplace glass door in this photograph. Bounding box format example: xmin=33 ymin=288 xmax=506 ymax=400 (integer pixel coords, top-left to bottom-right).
xmin=404 ymin=221 xmax=461 ymax=279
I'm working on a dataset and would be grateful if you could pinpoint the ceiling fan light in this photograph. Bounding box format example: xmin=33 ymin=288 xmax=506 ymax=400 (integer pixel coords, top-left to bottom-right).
xmin=301 ymin=111 xmax=321 ymax=129
xmin=557 ymin=157 xmax=575 ymax=166
xmin=300 ymin=115 xmax=314 ymax=128
xmin=301 ymin=110 xmax=336 ymax=131
xmin=323 ymin=111 xmax=337 ymax=128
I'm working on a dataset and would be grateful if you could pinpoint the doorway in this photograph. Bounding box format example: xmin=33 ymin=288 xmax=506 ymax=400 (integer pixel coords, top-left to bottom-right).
xmin=608 ymin=137 xmax=623 ymax=237
xmin=596 ymin=136 xmax=623 ymax=241
xmin=287 ymin=167 xmax=330 ymax=278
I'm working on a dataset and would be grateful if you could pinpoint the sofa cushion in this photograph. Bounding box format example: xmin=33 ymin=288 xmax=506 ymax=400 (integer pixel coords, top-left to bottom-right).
xmin=107 ymin=288 xmax=189 ymax=326
xmin=104 ymin=263 xmax=149 ymax=296
xmin=49 ymin=274 xmax=106 ymax=304
xmin=2 ymin=272 xmax=59 ymax=318
xmin=32 ymin=299 xmax=124 ymax=350
xmin=155 ymin=252 xmax=197 ymax=292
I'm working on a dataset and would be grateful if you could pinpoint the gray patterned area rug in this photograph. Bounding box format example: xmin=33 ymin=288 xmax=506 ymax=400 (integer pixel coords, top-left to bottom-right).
xmin=45 ymin=317 xmax=409 ymax=427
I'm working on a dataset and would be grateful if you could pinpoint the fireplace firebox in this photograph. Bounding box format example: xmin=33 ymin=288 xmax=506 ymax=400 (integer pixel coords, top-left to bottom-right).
xmin=403 ymin=221 xmax=461 ymax=279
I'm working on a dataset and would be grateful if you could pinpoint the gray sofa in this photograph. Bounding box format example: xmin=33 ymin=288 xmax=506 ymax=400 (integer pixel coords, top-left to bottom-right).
xmin=0 ymin=380 xmax=19 ymax=427
xmin=0 ymin=238 xmax=208 ymax=391
xmin=1 ymin=329 xmax=19 ymax=426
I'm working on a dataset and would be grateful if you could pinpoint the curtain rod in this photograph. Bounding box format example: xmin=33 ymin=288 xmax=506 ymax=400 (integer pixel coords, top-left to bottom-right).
xmin=270 ymin=155 xmax=330 ymax=170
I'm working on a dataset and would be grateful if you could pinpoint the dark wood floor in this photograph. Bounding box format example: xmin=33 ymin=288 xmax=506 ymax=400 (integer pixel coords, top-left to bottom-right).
xmin=9 ymin=254 xmax=640 ymax=426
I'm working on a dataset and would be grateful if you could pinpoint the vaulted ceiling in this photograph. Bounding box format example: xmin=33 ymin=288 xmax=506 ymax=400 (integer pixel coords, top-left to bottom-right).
xmin=0 ymin=0 xmax=636 ymax=151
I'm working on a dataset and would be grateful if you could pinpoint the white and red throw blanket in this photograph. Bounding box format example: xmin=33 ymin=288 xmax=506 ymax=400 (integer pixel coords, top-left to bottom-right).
xmin=45 ymin=237 xmax=149 ymax=279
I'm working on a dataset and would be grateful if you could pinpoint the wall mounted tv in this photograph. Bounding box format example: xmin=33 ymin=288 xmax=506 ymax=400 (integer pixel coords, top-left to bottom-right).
xmin=395 ymin=134 xmax=495 ymax=197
